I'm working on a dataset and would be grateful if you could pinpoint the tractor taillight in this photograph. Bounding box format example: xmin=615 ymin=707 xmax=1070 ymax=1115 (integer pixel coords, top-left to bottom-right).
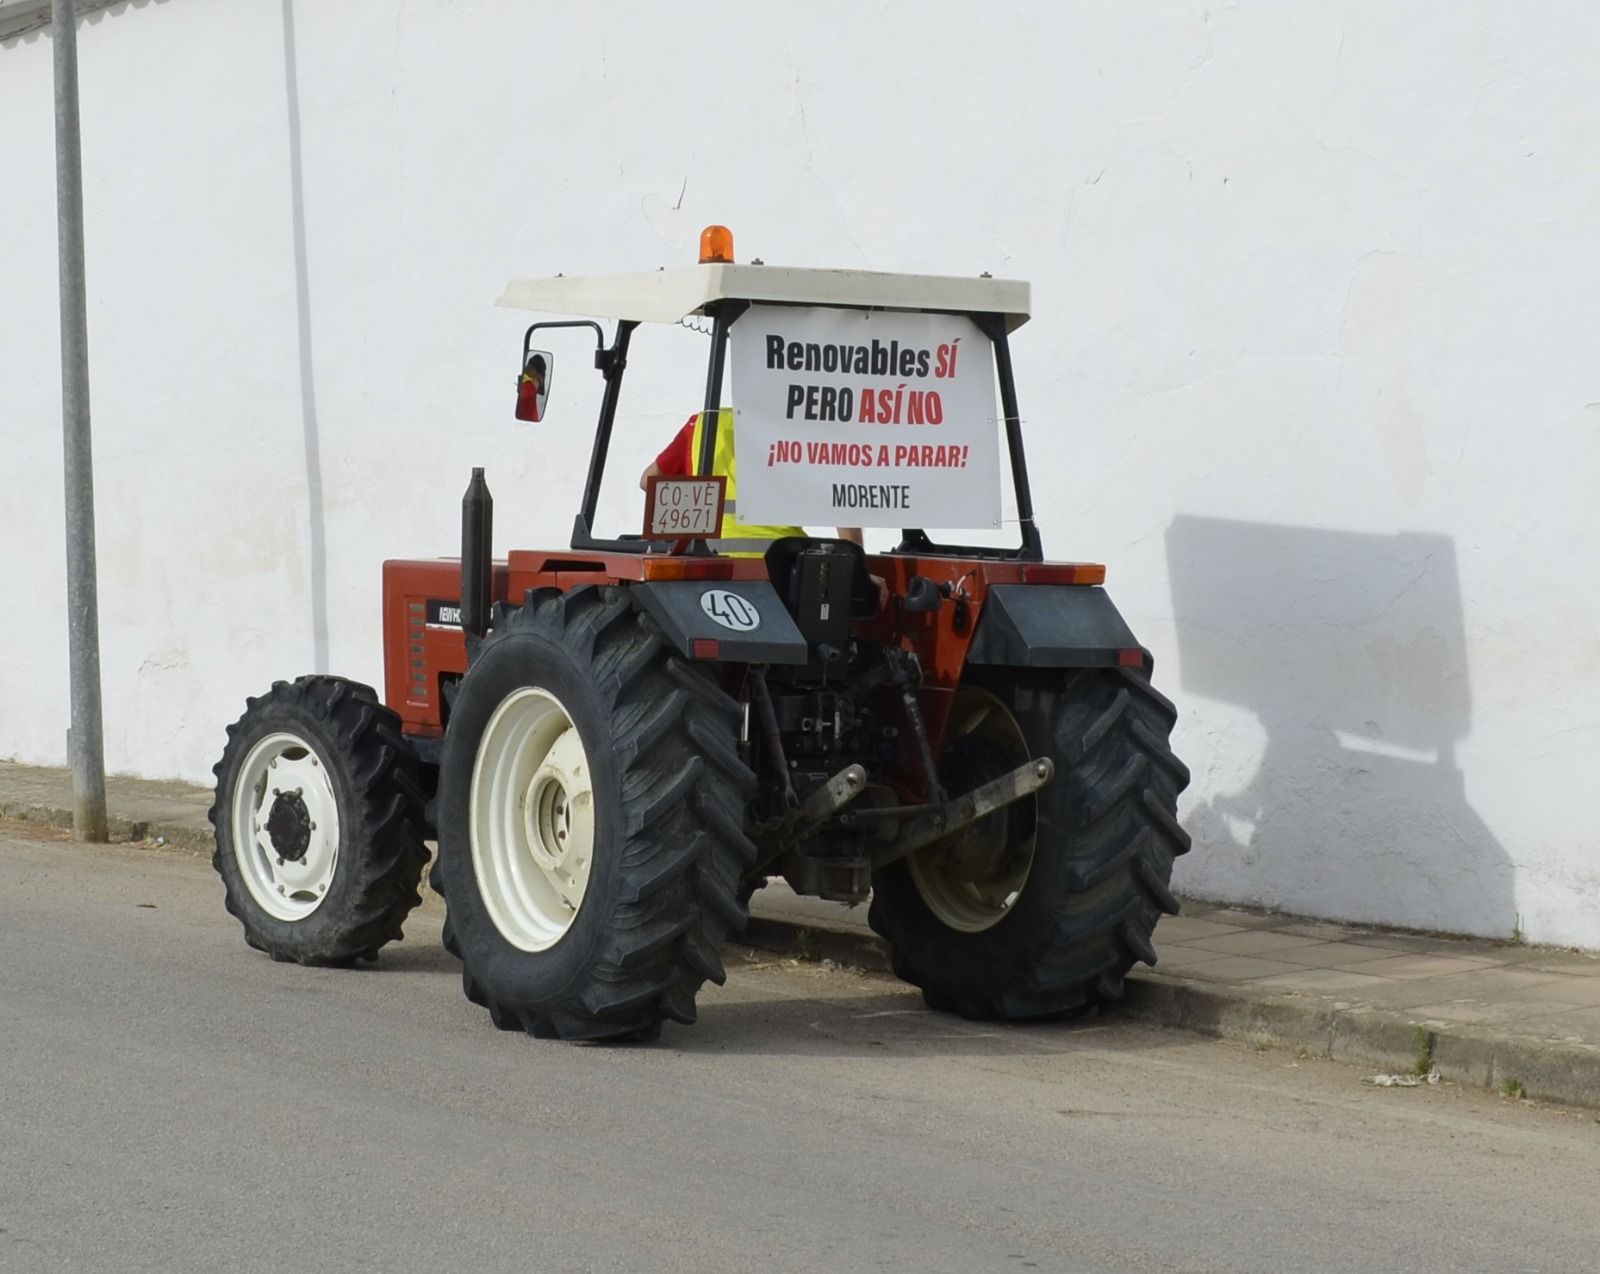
xmin=691 ymin=639 xmax=721 ymax=660
xmin=699 ymin=225 xmax=734 ymax=264
xmin=1020 ymin=563 xmax=1106 ymax=586
xmin=1117 ymin=648 xmax=1146 ymax=668
xmin=640 ymin=558 xmax=737 ymax=582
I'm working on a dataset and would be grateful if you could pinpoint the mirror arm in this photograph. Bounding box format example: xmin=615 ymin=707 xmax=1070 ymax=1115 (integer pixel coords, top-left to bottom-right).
xmin=522 ymin=318 xmax=605 ymax=362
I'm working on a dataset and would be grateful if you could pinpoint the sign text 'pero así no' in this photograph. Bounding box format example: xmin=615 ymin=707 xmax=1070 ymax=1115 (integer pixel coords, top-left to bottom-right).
xmin=729 ymin=305 xmax=1000 ymax=529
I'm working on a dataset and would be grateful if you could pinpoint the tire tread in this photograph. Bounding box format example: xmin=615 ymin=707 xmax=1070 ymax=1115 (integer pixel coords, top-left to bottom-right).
xmin=443 ymin=587 xmax=753 ymax=1040
xmin=208 ymin=675 xmax=429 ymax=966
xmin=868 ymin=665 xmax=1188 ymax=1020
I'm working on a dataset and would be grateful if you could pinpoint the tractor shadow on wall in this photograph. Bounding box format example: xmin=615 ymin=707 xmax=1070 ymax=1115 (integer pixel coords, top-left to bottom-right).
xmin=1164 ymin=516 xmax=1513 ymax=939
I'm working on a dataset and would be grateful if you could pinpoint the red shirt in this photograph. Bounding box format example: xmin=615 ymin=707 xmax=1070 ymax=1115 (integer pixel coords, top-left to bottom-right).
xmin=654 ymin=417 xmax=698 ymax=476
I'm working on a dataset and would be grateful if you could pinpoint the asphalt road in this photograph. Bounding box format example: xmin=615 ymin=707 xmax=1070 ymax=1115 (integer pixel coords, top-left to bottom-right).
xmin=2 ymin=823 xmax=1597 ymax=1273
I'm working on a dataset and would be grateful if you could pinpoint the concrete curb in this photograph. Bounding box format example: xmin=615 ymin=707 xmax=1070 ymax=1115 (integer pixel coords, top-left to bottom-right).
xmin=0 ymin=796 xmax=214 ymax=853
xmin=7 ymin=796 xmax=1597 ymax=1110
xmin=737 ymin=910 xmax=1600 ymax=1112
xmin=739 ymin=915 xmax=893 ymax=973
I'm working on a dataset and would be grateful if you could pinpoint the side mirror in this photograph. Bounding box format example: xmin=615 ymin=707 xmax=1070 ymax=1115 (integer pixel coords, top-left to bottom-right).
xmin=515 ymin=349 xmax=554 ymax=422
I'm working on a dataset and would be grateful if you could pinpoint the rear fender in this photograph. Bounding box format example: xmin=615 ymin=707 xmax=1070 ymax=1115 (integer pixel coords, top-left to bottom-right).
xmin=965 ymin=585 xmax=1148 ymax=670
xmin=629 ymin=580 xmax=809 ymax=665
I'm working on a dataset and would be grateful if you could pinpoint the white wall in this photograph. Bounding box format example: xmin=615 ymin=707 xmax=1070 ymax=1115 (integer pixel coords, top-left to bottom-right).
xmin=4 ymin=0 xmax=1597 ymax=944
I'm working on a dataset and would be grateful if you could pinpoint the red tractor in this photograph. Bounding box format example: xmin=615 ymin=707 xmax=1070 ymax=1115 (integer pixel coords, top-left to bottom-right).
xmin=209 ymin=230 xmax=1190 ymax=1041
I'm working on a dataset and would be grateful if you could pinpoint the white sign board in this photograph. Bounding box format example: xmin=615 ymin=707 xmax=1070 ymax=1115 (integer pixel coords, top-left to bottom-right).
xmin=729 ymin=305 xmax=1000 ymax=529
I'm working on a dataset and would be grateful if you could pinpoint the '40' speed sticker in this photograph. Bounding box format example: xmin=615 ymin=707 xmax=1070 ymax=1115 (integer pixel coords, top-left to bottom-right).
xmin=700 ymin=589 xmax=761 ymax=632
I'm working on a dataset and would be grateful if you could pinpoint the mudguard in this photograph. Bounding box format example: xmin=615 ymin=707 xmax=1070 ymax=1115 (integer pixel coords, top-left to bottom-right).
xmin=630 ymin=580 xmax=809 ymax=665
xmin=967 ymin=585 xmax=1145 ymax=668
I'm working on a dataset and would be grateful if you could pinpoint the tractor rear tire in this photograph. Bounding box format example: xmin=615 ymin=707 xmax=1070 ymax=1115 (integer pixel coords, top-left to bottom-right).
xmin=436 ymin=587 xmax=757 ymax=1041
xmin=210 ymin=676 xmax=430 ymax=965
xmin=868 ymin=667 xmax=1190 ymax=1019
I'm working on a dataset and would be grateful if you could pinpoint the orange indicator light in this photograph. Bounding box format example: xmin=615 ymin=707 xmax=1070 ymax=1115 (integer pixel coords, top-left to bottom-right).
xmin=698 ymin=225 xmax=735 ymax=264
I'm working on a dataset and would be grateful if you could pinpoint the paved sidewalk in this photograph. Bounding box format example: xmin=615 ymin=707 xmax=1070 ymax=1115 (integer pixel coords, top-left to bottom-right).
xmin=6 ymin=757 xmax=1600 ymax=1108
xmin=0 ymin=759 xmax=214 ymax=850
xmin=747 ymin=883 xmax=1600 ymax=1109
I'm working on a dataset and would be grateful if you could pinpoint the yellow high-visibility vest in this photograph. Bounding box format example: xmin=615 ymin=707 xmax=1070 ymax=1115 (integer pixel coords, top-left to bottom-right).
xmin=689 ymin=409 xmax=805 ymax=556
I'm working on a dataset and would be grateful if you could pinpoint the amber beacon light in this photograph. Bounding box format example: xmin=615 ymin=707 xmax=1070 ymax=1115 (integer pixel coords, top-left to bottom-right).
xmin=698 ymin=224 xmax=735 ymax=264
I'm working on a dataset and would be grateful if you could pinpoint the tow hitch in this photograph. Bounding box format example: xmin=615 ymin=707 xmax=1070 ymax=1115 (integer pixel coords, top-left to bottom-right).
xmin=857 ymin=757 xmax=1054 ymax=870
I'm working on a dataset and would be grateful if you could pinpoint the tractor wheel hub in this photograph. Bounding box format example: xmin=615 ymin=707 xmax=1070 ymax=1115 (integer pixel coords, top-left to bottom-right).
xmin=265 ymin=790 xmax=314 ymax=863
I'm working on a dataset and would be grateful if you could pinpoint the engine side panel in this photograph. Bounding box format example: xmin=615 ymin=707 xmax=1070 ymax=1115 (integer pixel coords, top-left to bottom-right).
xmin=382 ymin=559 xmax=496 ymax=736
xmin=383 ymin=551 xmax=776 ymax=734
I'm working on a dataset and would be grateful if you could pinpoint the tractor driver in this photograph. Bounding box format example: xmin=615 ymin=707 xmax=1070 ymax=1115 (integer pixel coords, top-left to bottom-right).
xmin=639 ymin=408 xmax=869 ymax=556
xmin=641 ymin=409 xmax=889 ymax=608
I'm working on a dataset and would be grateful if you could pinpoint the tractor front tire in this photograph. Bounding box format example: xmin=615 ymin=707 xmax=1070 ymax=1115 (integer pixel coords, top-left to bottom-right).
xmin=869 ymin=668 xmax=1190 ymax=1019
xmin=436 ymin=587 xmax=756 ymax=1041
xmin=210 ymin=676 xmax=430 ymax=965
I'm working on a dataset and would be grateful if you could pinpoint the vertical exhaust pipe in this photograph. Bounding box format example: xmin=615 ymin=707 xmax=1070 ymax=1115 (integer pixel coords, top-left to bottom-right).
xmin=461 ymin=467 xmax=492 ymax=639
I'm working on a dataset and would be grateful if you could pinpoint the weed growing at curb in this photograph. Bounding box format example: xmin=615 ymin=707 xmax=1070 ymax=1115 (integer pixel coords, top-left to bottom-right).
xmin=1501 ymin=1077 xmax=1525 ymax=1099
xmin=1413 ymin=1027 xmax=1438 ymax=1077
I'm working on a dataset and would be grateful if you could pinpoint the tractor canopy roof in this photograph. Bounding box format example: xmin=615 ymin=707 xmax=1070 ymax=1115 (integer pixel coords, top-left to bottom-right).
xmin=497 ymin=263 xmax=1031 ymax=333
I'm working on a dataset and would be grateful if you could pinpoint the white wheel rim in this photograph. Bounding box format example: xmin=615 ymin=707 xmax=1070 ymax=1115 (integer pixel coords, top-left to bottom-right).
xmin=907 ymin=689 xmax=1037 ymax=934
xmin=230 ymin=730 xmax=342 ymax=922
xmin=469 ymin=687 xmax=596 ymax=953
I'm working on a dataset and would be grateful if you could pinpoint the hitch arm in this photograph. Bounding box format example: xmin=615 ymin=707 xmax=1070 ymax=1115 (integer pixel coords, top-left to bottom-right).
xmin=751 ymin=763 xmax=868 ymax=874
xmin=866 ymin=757 xmax=1054 ymax=871
xmin=795 ymin=763 xmax=868 ymax=829
xmin=886 ymin=650 xmax=944 ymax=804
xmin=749 ymin=667 xmax=799 ymax=809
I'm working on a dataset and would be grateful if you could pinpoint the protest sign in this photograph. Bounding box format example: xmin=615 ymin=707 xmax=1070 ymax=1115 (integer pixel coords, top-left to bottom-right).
xmin=728 ymin=305 xmax=1000 ymax=529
